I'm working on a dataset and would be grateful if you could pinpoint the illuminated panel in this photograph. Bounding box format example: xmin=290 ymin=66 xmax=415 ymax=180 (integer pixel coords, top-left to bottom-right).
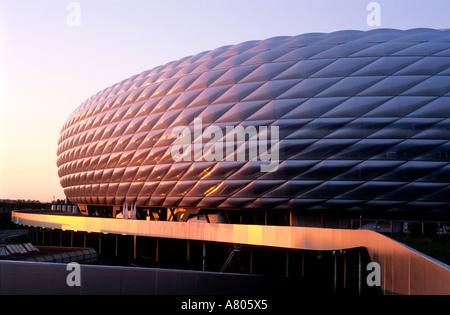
xmin=57 ymin=29 xmax=450 ymax=215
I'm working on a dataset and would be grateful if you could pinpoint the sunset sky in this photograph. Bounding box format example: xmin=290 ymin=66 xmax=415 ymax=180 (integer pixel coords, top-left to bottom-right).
xmin=1 ymin=0 xmax=450 ymax=202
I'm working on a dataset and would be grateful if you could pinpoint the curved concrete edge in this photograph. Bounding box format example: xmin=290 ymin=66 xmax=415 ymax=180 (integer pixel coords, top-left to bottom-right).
xmin=11 ymin=211 xmax=450 ymax=295
xmin=363 ymin=232 xmax=450 ymax=295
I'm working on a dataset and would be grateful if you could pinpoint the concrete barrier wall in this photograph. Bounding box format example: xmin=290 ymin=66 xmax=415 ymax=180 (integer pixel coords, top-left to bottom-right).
xmin=0 ymin=260 xmax=283 ymax=295
xmin=11 ymin=211 xmax=450 ymax=295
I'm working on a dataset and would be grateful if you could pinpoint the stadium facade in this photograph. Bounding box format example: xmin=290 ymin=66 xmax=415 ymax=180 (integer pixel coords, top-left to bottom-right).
xmin=57 ymin=28 xmax=450 ymax=224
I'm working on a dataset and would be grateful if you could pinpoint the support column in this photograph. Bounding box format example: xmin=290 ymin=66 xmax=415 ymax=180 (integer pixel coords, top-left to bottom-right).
xmin=98 ymin=233 xmax=102 ymax=255
xmin=333 ymin=251 xmax=337 ymax=295
xmin=59 ymin=230 xmax=62 ymax=246
xmin=84 ymin=232 xmax=87 ymax=248
xmin=358 ymin=249 xmax=362 ymax=295
xmin=134 ymin=235 xmax=137 ymax=260
xmin=155 ymin=238 xmax=159 ymax=262
xmin=202 ymin=241 xmax=206 ymax=271
xmin=115 ymin=234 xmax=119 ymax=257
xmin=301 ymin=251 xmax=305 ymax=277
xmin=285 ymin=250 xmax=289 ymax=278
xmin=187 ymin=240 xmax=190 ymax=261
xmin=249 ymin=249 xmax=253 ymax=274
xmin=343 ymin=250 xmax=347 ymax=290
xmin=70 ymin=231 xmax=74 ymax=247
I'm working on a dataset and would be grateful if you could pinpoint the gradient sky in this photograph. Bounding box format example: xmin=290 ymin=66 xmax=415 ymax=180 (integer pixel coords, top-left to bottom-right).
xmin=1 ymin=0 xmax=449 ymax=202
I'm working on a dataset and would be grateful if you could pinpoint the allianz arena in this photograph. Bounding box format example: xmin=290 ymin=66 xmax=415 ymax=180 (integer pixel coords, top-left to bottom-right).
xmin=57 ymin=28 xmax=450 ymax=221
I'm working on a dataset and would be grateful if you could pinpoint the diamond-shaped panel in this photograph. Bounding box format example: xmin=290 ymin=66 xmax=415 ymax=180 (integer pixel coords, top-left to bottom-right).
xmin=57 ymin=28 xmax=450 ymax=216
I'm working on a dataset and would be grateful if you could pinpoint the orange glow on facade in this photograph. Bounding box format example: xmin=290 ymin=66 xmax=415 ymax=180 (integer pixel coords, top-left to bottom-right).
xmin=11 ymin=210 xmax=450 ymax=295
xmin=204 ymin=183 xmax=220 ymax=196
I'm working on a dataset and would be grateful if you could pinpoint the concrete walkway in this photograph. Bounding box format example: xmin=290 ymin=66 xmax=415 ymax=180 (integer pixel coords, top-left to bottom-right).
xmin=11 ymin=210 xmax=450 ymax=295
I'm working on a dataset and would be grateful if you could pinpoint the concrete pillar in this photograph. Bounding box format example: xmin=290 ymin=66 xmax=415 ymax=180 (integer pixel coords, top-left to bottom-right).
xmin=134 ymin=235 xmax=137 ymax=260
xmin=301 ymin=251 xmax=305 ymax=277
xmin=59 ymin=230 xmax=62 ymax=246
xmin=84 ymin=232 xmax=87 ymax=248
xmin=115 ymin=234 xmax=119 ymax=256
xmin=249 ymin=249 xmax=253 ymax=274
xmin=187 ymin=240 xmax=190 ymax=261
xmin=333 ymin=251 xmax=337 ymax=295
xmin=155 ymin=238 xmax=159 ymax=262
xmin=98 ymin=233 xmax=102 ymax=255
xmin=343 ymin=250 xmax=347 ymax=289
xmin=358 ymin=249 xmax=362 ymax=295
xmin=285 ymin=250 xmax=289 ymax=278
xmin=202 ymin=241 xmax=206 ymax=271
xmin=70 ymin=231 xmax=74 ymax=247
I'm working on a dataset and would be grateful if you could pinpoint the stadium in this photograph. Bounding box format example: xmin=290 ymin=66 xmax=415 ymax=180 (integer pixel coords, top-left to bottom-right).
xmin=9 ymin=28 xmax=450 ymax=295
xmin=57 ymin=28 xmax=450 ymax=224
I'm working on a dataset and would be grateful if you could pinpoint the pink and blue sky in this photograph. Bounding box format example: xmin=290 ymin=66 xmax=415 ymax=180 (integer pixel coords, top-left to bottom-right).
xmin=1 ymin=0 xmax=449 ymax=202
